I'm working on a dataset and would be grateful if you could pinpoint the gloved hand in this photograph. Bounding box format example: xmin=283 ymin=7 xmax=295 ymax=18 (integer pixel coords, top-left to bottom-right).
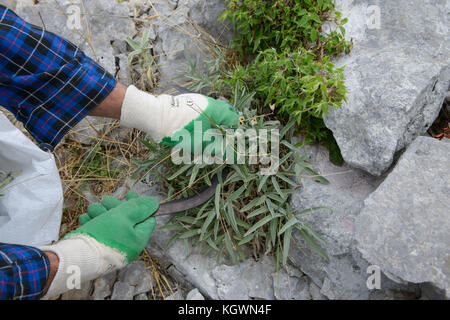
xmin=120 ymin=85 xmax=240 ymax=152
xmin=39 ymin=191 xmax=158 ymax=298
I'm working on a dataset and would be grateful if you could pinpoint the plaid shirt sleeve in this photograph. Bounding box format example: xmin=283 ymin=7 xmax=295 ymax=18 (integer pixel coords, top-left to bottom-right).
xmin=0 ymin=243 xmax=51 ymax=300
xmin=0 ymin=5 xmax=117 ymax=151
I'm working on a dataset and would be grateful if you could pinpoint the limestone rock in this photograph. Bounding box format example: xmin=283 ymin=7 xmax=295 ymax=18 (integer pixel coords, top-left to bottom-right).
xmin=0 ymin=0 xmax=15 ymax=10
xmin=288 ymin=142 xmax=382 ymax=299
xmin=211 ymin=255 xmax=276 ymax=300
xmin=272 ymin=267 xmax=310 ymax=300
xmin=309 ymin=281 xmax=327 ymax=300
xmin=118 ymin=261 xmax=146 ymax=285
xmin=146 ymin=215 xmax=220 ymax=300
xmin=324 ymin=0 xmax=450 ymax=175
xmin=147 ymin=213 xmax=278 ymax=300
xmin=186 ymin=288 xmax=205 ymax=300
xmin=111 ymin=281 xmax=134 ymax=300
xmin=288 ymin=142 xmax=421 ymax=299
xmin=133 ymin=0 xmax=233 ymax=91
xmin=118 ymin=261 xmax=149 ymax=287
xmin=165 ymin=290 xmax=185 ymax=300
xmin=60 ymin=280 xmax=92 ymax=300
xmin=135 ymin=293 xmax=149 ymax=300
xmin=356 ymin=136 xmax=450 ymax=297
xmin=92 ymin=271 xmax=117 ymax=300
xmin=134 ymin=271 xmax=155 ymax=296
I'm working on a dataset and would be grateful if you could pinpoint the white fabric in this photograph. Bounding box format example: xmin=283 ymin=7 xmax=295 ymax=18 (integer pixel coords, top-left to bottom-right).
xmin=0 ymin=112 xmax=63 ymax=246
xmin=120 ymin=85 xmax=209 ymax=142
xmin=40 ymin=235 xmax=126 ymax=299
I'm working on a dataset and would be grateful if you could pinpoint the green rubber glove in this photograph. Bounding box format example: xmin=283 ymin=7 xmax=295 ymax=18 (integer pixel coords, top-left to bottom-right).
xmin=40 ymin=191 xmax=158 ymax=298
xmin=160 ymin=96 xmax=240 ymax=153
xmin=67 ymin=190 xmax=158 ymax=262
xmin=120 ymin=85 xmax=240 ymax=154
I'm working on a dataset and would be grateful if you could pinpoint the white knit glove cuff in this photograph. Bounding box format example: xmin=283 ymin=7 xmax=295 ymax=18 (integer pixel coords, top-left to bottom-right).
xmin=39 ymin=235 xmax=126 ymax=299
xmin=120 ymin=85 xmax=208 ymax=142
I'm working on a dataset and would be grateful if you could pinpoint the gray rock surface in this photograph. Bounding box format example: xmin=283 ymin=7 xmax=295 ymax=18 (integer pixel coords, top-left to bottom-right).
xmin=289 ymin=142 xmax=381 ymax=299
xmin=134 ymin=271 xmax=154 ymax=296
xmin=92 ymin=271 xmax=117 ymax=300
xmin=118 ymin=261 xmax=148 ymax=286
xmin=186 ymin=288 xmax=205 ymax=300
xmin=134 ymin=272 xmax=155 ymax=295
xmin=90 ymin=258 xmax=158 ymax=300
xmin=212 ymin=255 xmax=276 ymax=300
xmin=273 ymin=267 xmax=310 ymax=300
xmin=0 ymin=0 xmax=15 ymax=10
xmin=130 ymin=0 xmax=232 ymax=91
xmin=289 ymin=142 xmax=421 ymax=299
xmin=324 ymin=0 xmax=450 ymax=175
xmin=116 ymin=260 xmax=154 ymax=296
xmin=135 ymin=293 xmax=149 ymax=300
xmin=356 ymin=136 xmax=450 ymax=297
xmin=146 ymin=202 xmax=284 ymax=300
xmin=111 ymin=281 xmax=135 ymax=300
xmin=60 ymin=280 xmax=93 ymax=300
xmin=420 ymin=283 xmax=448 ymax=300
xmin=309 ymin=281 xmax=327 ymax=300
xmin=165 ymin=290 xmax=185 ymax=300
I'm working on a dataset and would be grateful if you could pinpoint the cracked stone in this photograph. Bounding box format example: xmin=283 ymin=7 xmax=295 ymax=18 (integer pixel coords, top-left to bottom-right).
xmin=111 ymin=281 xmax=134 ymax=300
xmin=186 ymin=288 xmax=205 ymax=300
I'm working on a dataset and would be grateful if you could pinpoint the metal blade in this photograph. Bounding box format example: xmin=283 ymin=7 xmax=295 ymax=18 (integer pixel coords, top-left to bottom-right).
xmin=153 ymin=168 xmax=228 ymax=216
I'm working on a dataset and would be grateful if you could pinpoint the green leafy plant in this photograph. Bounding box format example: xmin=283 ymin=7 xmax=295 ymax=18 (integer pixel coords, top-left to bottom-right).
xmin=221 ymin=0 xmax=351 ymax=58
xmin=126 ymin=29 xmax=157 ymax=90
xmin=216 ymin=0 xmax=351 ymax=150
xmin=181 ymin=45 xmax=345 ymax=164
xmin=134 ymin=82 xmax=331 ymax=266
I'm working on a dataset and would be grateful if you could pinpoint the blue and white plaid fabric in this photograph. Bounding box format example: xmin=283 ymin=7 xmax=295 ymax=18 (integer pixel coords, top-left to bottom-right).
xmin=0 ymin=4 xmax=117 ymax=151
xmin=0 ymin=243 xmax=50 ymax=300
xmin=0 ymin=4 xmax=118 ymax=300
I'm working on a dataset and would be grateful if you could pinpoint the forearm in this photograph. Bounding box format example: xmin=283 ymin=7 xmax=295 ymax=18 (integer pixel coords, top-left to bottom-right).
xmin=42 ymin=251 xmax=59 ymax=297
xmin=89 ymin=82 xmax=127 ymax=120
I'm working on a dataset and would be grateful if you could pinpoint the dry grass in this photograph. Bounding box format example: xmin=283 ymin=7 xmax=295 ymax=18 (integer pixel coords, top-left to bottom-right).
xmin=139 ymin=249 xmax=175 ymax=300
xmin=55 ymin=125 xmax=148 ymax=234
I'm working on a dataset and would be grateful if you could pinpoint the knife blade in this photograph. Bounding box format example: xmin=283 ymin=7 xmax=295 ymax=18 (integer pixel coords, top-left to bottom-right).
xmin=153 ymin=168 xmax=228 ymax=216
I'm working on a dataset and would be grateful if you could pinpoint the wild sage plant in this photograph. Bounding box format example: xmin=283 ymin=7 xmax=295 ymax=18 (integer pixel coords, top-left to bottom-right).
xmin=126 ymin=29 xmax=157 ymax=90
xmin=134 ymin=82 xmax=331 ymax=266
